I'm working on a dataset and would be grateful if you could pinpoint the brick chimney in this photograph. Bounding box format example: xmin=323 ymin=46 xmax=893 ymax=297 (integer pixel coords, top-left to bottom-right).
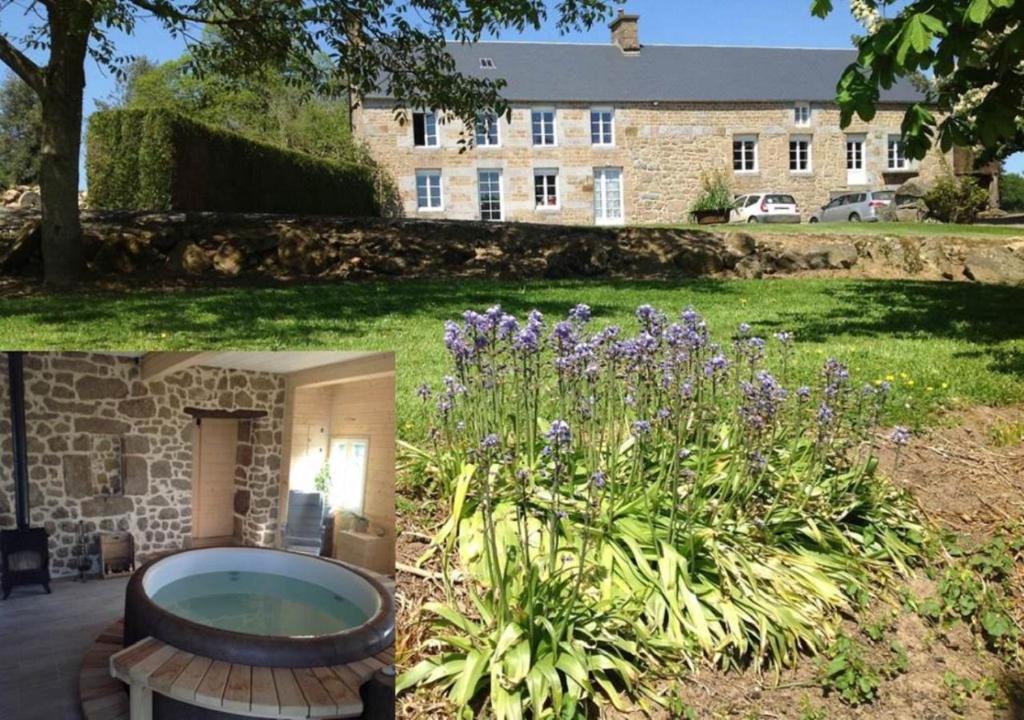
xmin=610 ymin=10 xmax=640 ymax=53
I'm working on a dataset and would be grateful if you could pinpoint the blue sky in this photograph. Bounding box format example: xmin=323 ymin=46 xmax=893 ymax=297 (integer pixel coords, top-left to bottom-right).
xmin=3 ymin=0 xmax=1021 ymax=175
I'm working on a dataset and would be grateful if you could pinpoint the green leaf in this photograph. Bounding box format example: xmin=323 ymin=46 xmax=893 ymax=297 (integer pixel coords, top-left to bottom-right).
xmin=451 ymin=649 xmax=490 ymax=707
xmin=966 ymin=0 xmax=993 ymax=24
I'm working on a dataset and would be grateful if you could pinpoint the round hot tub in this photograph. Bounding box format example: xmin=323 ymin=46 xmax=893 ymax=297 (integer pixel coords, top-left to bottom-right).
xmin=124 ymin=547 xmax=394 ymax=669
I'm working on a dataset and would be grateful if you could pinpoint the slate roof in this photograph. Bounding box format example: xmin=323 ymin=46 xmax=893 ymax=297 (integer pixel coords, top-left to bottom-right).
xmin=365 ymin=41 xmax=924 ymax=104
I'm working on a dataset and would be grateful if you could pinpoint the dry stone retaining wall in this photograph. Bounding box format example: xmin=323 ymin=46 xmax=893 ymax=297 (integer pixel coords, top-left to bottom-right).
xmin=1 ymin=210 xmax=1023 ymax=284
xmin=0 ymin=353 xmax=285 ymax=577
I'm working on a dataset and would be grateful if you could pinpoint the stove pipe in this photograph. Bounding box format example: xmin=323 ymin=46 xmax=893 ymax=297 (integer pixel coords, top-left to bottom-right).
xmin=7 ymin=352 xmax=29 ymax=530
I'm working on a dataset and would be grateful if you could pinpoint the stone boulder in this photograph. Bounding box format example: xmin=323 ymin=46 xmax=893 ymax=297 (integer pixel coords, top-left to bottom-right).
xmin=0 ymin=220 xmax=41 ymax=273
xmin=17 ymin=190 xmax=40 ymax=209
xmin=169 ymin=241 xmax=212 ymax=275
xmin=963 ymin=247 xmax=1024 ymax=285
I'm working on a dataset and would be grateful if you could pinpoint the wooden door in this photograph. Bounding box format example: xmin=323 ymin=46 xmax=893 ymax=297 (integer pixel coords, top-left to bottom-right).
xmin=192 ymin=419 xmax=238 ymax=539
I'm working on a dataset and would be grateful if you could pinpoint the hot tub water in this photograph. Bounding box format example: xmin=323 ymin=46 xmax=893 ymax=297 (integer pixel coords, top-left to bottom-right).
xmin=151 ymin=570 xmax=370 ymax=636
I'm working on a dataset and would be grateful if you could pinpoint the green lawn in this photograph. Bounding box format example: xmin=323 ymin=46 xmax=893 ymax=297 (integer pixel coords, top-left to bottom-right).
xmin=3 ymin=277 xmax=1023 ymax=436
xmin=667 ymin=221 xmax=1024 ymax=238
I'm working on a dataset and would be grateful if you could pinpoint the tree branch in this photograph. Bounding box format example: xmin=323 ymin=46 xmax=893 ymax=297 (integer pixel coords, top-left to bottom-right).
xmin=124 ymin=0 xmax=268 ymax=27
xmin=0 ymin=32 xmax=43 ymax=94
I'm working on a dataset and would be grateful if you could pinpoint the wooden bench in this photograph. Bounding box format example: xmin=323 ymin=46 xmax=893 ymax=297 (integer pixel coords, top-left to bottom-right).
xmin=109 ymin=635 xmax=394 ymax=720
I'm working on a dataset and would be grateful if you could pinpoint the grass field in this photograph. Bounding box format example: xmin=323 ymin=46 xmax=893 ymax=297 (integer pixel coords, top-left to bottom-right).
xmin=668 ymin=221 xmax=1024 ymax=238
xmin=3 ymin=277 xmax=1023 ymax=436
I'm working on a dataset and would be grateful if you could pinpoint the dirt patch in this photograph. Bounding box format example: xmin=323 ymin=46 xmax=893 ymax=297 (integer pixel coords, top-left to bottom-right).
xmin=396 ymin=405 xmax=1024 ymax=718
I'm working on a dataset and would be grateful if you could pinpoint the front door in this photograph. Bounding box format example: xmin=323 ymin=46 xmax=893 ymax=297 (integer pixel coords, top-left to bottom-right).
xmin=846 ymin=135 xmax=867 ymax=186
xmin=593 ymin=168 xmax=624 ymax=226
xmin=192 ymin=419 xmax=238 ymax=540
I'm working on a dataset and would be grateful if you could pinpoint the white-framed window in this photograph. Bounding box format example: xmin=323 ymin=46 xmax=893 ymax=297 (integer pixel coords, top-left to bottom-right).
xmin=733 ymin=135 xmax=758 ymax=173
xmin=479 ymin=57 xmax=496 ymax=69
xmin=475 ymin=113 xmax=500 ymax=147
xmin=534 ymin=168 xmax=559 ymax=210
xmin=478 ymin=169 xmax=503 ymax=221
xmin=415 ymin=170 xmax=443 ymax=211
xmin=789 ymin=136 xmax=812 ymax=172
xmin=887 ymin=135 xmax=912 ymax=169
xmin=794 ymin=102 xmax=811 ymax=127
xmin=412 ymin=111 xmax=438 ymax=147
xmin=846 ymin=135 xmax=865 ymax=170
xmin=532 ymin=108 xmax=557 ymax=146
xmin=327 ymin=437 xmax=369 ymax=514
xmin=590 ymin=107 xmax=615 ymax=146
xmin=593 ymin=167 xmax=624 ymax=225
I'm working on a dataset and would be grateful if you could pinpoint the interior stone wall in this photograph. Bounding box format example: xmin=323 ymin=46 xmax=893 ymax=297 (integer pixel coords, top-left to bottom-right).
xmin=0 ymin=353 xmax=285 ymax=577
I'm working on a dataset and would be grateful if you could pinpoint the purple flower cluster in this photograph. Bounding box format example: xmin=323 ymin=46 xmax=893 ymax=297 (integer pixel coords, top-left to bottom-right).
xmin=889 ymin=426 xmax=912 ymax=447
xmin=738 ymin=371 xmax=788 ymax=434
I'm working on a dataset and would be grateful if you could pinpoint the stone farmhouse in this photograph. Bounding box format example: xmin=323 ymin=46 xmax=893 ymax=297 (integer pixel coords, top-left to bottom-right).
xmin=353 ymin=11 xmax=993 ymax=226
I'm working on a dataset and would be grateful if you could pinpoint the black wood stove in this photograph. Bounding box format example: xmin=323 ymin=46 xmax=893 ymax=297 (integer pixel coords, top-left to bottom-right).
xmin=1 ymin=352 xmax=51 ymax=599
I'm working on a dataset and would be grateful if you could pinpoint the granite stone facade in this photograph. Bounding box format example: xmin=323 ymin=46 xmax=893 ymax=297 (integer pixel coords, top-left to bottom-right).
xmin=0 ymin=353 xmax=285 ymax=577
xmin=353 ymin=100 xmax=954 ymax=226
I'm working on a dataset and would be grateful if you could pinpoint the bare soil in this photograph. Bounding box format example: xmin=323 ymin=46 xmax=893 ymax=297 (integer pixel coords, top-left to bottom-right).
xmin=396 ymin=405 xmax=1024 ymax=719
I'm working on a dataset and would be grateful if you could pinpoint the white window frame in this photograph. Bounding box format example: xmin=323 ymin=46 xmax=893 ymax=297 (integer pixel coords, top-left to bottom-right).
xmin=593 ymin=167 xmax=624 ymax=226
xmin=531 ymin=107 xmax=558 ymax=146
xmin=327 ymin=436 xmax=369 ymax=515
xmin=733 ymin=135 xmax=758 ymax=173
xmin=789 ymin=135 xmax=812 ymax=173
xmin=533 ymin=168 xmax=560 ymax=211
xmin=475 ymin=113 xmax=501 ymax=148
xmin=590 ymin=107 xmax=615 ymax=146
xmin=415 ymin=170 xmax=444 ymax=212
xmin=477 ymin=169 xmax=504 ymax=222
xmin=846 ymin=134 xmax=866 ymax=171
xmin=794 ymin=102 xmax=811 ymax=127
xmin=887 ymin=135 xmax=913 ymax=170
xmin=412 ymin=110 xmax=439 ymax=148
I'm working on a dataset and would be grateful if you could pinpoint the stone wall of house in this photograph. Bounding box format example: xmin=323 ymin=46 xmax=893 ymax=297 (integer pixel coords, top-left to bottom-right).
xmin=352 ymin=100 xmax=952 ymax=225
xmin=0 ymin=353 xmax=285 ymax=577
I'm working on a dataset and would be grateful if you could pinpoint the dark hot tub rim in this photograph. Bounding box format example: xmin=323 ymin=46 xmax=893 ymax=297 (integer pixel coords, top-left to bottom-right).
xmin=124 ymin=547 xmax=395 ymax=668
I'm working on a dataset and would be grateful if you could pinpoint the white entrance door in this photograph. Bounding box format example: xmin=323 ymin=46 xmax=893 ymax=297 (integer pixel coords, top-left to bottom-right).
xmin=478 ymin=169 xmax=503 ymax=221
xmin=593 ymin=168 xmax=624 ymax=225
xmin=846 ymin=135 xmax=867 ymax=186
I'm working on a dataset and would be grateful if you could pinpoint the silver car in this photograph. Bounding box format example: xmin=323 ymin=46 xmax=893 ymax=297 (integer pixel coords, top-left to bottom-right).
xmin=809 ymin=190 xmax=894 ymax=223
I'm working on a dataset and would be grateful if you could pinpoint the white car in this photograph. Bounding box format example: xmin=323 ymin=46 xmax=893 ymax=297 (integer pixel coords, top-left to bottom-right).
xmin=730 ymin=193 xmax=801 ymax=224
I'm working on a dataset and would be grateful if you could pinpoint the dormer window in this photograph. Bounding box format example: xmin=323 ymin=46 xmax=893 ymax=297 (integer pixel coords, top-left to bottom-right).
xmin=794 ymin=102 xmax=811 ymax=127
xmin=480 ymin=57 xmax=496 ymax=69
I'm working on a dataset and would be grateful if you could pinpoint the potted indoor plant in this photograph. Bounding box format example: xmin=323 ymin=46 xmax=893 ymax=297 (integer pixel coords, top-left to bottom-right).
xmin=689 ymin=169 xmax=734 ymax=225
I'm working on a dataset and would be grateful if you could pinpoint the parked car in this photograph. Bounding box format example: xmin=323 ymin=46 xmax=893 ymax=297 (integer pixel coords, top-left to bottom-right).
xmin=809 ymin=190 xmax=894 ymax=223
xmin=730 ymin=193 xmax=801 ymax=224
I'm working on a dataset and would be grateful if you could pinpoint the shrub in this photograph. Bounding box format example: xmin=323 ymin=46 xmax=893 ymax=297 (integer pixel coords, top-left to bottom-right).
xmin=1000 ymin=171 xmax=1024 ymax=213
xmin=401 ymin=305 xmax=925 ymax=718
xmin=923 ymin=176 xmax=990 ymax=224
xmin=689 ymin=169 xmax=734 ymax=216
xmin=86 ymin=108 xmax=379 ymax=215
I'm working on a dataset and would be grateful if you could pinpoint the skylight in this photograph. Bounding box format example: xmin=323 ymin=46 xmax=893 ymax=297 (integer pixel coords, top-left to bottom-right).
xmin=479 ymin=57 xmax=496 ymax=69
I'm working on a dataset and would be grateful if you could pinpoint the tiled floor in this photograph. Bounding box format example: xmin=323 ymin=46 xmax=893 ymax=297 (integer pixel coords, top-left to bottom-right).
xmin=0 ymin=576 xmax=128 ymax=720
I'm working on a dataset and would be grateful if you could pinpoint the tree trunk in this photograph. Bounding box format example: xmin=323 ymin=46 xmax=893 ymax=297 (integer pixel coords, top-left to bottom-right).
xmin=37 ymin=5 xmax=92 ymax=287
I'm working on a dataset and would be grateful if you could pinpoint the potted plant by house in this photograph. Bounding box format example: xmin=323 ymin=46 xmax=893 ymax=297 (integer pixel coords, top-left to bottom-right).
xmin=689 ymin=169 xmax=734 ymax=225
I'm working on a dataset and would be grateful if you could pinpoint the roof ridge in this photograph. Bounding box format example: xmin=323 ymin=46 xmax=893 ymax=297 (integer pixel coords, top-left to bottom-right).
xmin=459 ymin=39 xmax=856 ymax=52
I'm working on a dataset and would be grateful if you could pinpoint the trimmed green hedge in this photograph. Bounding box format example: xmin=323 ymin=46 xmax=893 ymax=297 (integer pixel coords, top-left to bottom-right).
xmin=86 ymin=108 xmax=378 ymax=215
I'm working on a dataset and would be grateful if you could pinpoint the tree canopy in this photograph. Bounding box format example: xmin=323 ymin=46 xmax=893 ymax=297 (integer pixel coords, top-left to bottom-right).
xmin=812 ymin=0 xmax=1024 ymax=161
xmin=116 ymin=54 xmax=359 ymax=163
xmin=0 ymin=72 xmax=41 ymax=188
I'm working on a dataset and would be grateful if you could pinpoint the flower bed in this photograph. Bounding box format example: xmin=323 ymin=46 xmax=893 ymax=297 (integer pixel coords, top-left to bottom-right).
xmin=400 ymin=304 xmax=926 ymax=717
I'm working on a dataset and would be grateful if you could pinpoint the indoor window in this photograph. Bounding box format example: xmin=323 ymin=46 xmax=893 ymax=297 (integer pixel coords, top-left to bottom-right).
xmin=733 ymin=135 xmax=758 ymax=172
xmin=415 ymin=170 xmax=443 ymax=211
xmin=327 ymin=437 xmax=368 ymax=514
xmin=789 ymin=136 xmax=812 ymax=172
xmin=534 ymin=169 xmax=559 ymax=209
xmin=590 ymin=108 xmax=614 ymax=145
xmin=412 ymin=111 xmax=438 ymax=147
xmin=532 ymin=108 xmax=557 ymax=146
xmin=475 ymin=113 xmax=500 ymax=147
